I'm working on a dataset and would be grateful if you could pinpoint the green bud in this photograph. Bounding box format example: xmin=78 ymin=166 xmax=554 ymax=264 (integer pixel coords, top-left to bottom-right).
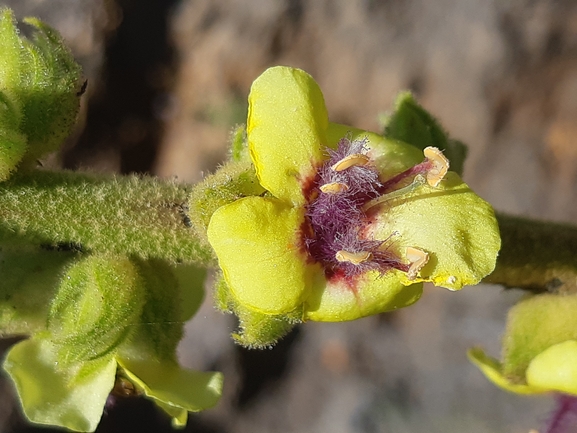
xmin=0 ymin=99 xmax=27 ymax=181
xmin=0 ymin=10 xmax=28 ymax=180
xmin=48 ymin=254 xmax=146 ymax=364
xmin=120 ymin=259 xmax=186 ymax=361
xmin=382 ymin=91 xmax=467 ymax=175
xmin=0 ymin=8 xmax=82 ymax=169
xmin=469 ymin=293 xmax=577 ymax=395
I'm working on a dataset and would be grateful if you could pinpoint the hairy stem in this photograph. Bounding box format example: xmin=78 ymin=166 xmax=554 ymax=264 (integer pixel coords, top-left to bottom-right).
xmin=484 ymin=213 xmax=577 ymax=294
xmin=0 ymin=170 xmax=214 ymax=264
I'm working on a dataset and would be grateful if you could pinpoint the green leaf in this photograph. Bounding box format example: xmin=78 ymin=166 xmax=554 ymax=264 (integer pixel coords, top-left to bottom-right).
xmin=382 ymin=91 xmax=467 ymax=175
xmin=214 ymin=274 xmax=297 ymax=347
xmin=3 ymin=338 xmax=116 ymax=432
xmin=173 ymin=263 xmax=206 ymax=322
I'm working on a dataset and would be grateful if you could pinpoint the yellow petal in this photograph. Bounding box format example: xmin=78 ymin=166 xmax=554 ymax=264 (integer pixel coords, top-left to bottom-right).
xmin=207 ymin=196 xmax=313 ymax=314
xmin=304 ymin=270 xmax=423 ymax=322
xmin=248 ymin=66 xmax=328 ymax=204
xmin=368 ymin=172 xmax=500 ymax=290
xmin=526 ymin=340 xmax=577 ymax=395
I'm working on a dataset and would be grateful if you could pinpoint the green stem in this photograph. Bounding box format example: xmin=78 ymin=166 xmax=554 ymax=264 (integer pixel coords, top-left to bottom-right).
xmin=484 ymin=213 xmax=577 ymax=294
xmin=2 ymin=170 xmax=576 ymax=295
xmin=0 ymin=170 xmax=214 ymax=264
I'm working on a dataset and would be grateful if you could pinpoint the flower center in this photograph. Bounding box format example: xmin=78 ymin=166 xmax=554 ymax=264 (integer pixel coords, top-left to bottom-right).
xmin=304 ymin=137 xmax=445 ymax=281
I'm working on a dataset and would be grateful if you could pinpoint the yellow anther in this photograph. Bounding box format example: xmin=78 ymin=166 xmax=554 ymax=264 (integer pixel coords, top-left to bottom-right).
xmin=361 ymin=175 xmax=426 ymax=212
xmin=320 ymin=182 xmax=349 ymax=194
xmin=424 ymin=146 xmax=449 ymax=187
xmin=331 ymin=154 xmax=370 ymax=171
xmin=335 ymin=250 xmax=372 ymax=265
xmin=406 ymin=247 xmax=429 ymax=280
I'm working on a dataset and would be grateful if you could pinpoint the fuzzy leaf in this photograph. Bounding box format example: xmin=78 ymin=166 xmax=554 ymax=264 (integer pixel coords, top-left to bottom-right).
xmin=382 ymin=91 xmax=467 ymax=175
xmin=230 ymin=123 xmax=249 ymax=162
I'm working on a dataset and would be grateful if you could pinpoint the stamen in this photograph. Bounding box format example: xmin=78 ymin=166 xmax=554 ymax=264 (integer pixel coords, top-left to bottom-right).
xmin=331 ymin=154 xmax=370 ymax=171
xmin=362 ymin=175 xmax=426 ymax=211
xmin=406 ymin=247 xmax=429 ymax=280
xmin=320 ymin=182 xmax=349 ymax=194
xmin=335 ymin=250 xmax=372 ymax=265
xmin=424 ymin=146 xmax=449 ymax=187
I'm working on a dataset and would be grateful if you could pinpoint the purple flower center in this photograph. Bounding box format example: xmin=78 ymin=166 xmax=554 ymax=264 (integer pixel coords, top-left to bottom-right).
xmin=304 ymin=137 xmax=430 ymax=282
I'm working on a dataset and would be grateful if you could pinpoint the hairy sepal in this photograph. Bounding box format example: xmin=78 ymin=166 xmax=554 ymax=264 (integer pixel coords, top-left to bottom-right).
xmin=215 ymin=276 xmax=298 ymax=348
xmin=189 ymin=160 xmax=265 ymax=248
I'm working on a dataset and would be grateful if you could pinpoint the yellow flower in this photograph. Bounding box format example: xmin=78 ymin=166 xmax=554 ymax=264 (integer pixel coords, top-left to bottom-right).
xmin=207 ymin=66 xmax=500 ymax=326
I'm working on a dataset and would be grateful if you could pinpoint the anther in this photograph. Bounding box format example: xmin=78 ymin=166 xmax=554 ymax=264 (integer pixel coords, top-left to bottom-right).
xmin=320 ymin=182 xmax=349 ymax=194
xmin=335 ymin=250 xmax=372 ymax=265
xmin=331 ymin=154 xmax=370 ymax=171
xmin=406 ymin=247 xmax=429 ymax=280
xmin=424 ymin=146 xmax=449 ymax=187
xmin=361 ymin=175 xmax=426 ymax=211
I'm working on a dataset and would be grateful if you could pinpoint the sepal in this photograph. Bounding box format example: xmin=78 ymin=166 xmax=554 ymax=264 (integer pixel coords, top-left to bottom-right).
xmin=215 ymin=276 xmax=298 ymax=348
xmin=189 ymin=160 xmax=265 ymax=249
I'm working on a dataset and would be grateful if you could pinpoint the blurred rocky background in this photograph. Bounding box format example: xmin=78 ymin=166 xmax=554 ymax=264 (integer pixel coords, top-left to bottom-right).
xmin=3 ymin=0 xmax=577 ymax=431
